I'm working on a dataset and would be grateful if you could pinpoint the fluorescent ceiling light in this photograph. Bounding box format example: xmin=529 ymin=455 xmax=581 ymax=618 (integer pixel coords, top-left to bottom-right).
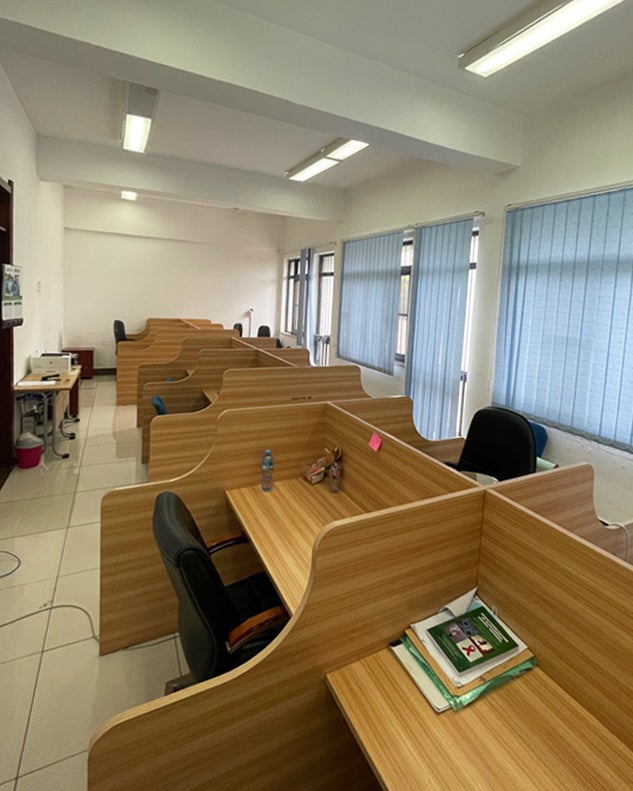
xmin=288 ymin=156 xmax=339 ymax=182
xmin=459 ymin=0 xmax=627 ymax=77
xmin=122 ymin=84 xmax=159 ymax=152
xmin=286 ymin=138 xmax=369 ymax=182
xmin=121 ymin=190 xmax=138 ymax=201
xmin=326 ymin=139 xmax=369 ymax=161
xmin=123 ymin=115 xmax=152 ymax=153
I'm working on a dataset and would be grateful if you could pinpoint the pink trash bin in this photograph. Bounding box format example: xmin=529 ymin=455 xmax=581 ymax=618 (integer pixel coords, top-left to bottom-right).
xmin=15 ymin=433 xmax=44 ymax=468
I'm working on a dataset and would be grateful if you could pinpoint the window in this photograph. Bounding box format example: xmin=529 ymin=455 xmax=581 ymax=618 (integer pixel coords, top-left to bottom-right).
xmin=493 ymin=187 xmax=633 ymax=451
xmin=283 ymin=257 xmax=300 ymax=334
xmin=314 ymin=253 xmax=334 ymax=366
xmin=395 ymin=239 xmax=413 ymax=361
xmin=456 ymin=229 xmax=479 ymax=434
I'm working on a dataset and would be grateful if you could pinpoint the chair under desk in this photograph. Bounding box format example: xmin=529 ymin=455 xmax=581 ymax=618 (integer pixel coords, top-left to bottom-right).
xmin=90 ymin=471 xmax=633 ymax=790
xmin=226 ymin=477 xmax=364 ymax=613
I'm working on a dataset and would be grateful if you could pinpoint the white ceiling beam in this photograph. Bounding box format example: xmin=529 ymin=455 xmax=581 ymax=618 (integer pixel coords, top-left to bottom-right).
xmin=0 ymin=0 xmax=523 ymax=172
xmin=37 ymin=137 xmax=345 ymax=220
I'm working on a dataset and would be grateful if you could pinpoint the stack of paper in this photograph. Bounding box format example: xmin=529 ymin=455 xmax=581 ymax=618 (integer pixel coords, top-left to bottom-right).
xmin=390 ymin=588 xmax=536 ymax=712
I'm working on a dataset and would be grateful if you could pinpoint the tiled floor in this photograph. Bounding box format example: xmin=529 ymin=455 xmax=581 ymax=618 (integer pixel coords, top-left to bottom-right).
xmin=0 ymin=377 xmax=185 ymax=790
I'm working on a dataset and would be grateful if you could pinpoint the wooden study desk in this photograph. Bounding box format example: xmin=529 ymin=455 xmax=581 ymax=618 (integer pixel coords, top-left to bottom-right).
xmin=226 ymin=477 xmax=363 ymax=613
xmin=327 ymin=650 xmax=633 ymax=790
xmin=14 ymin=367 xmax=81 ymax=458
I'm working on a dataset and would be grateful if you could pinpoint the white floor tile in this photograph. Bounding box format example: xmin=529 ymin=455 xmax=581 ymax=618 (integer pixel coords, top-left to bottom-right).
xmin=20 ymin=638 xmax=179 ymax=775
xmin=40 ymin=435 xmax=85 ymax=470
xmin=16 ymin=752 xmax=87 ymax=791
xmin=0 ymin=654 xmax=40 ymax=784
xmin=0 ymin=531 xmax=66 ymax=591
xmin=0 ymin=579 xmax=54 ymax=663
xmin=175 ymin=638 xmax=189 ymax=676
xmin=81 ymin=441 xmax=140 ymax=466
xmin=59 ymin=524 xmax=100 ymax=577
xmin=76 ymin=461 xmax=142 ymax=492
xmin=83 ymin=427 xmax=140 ymax=446
xmin=69 ymin=490 xmax=108 ymax=527
xmin=45 ymin=569 xmax=99 ymax=650
xmin=85 ymin=406 xmax=118 ymax=427
xmin=0 ymin=495 xmax=73 ymax=539
xmin=0 ymin=467 xmax=79 ymax=503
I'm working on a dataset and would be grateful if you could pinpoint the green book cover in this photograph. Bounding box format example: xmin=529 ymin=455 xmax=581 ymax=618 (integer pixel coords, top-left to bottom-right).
xmin=427 ymin=606 xmax=518 ymax=674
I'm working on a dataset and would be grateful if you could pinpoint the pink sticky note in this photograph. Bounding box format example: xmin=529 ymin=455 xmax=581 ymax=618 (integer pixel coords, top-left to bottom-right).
xmin=369 ymin=432 xmax=382 ymax=451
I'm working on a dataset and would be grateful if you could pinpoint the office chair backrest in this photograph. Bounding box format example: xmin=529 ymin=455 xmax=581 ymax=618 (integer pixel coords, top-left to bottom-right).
xmin=457 ymin=406 xmax=536 ymax=482
xmin=232 ymin=322 xmax=243 ymax=337
xmin=151 ymin=395 xmax=167 ymax=415
xmin=113 ymin=319 xmax=127 ymax=344
xmin=528 ymin=420 xmax=548 ymax=458
xmin=153 ymin=492 xmax=241 ymax=681
xmin=257 ymin=325 xmax=271 ymax=337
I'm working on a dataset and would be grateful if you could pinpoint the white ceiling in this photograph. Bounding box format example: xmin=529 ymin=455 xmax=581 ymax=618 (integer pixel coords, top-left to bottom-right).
xmin=1 ymin=0 xmax=632 ymax=217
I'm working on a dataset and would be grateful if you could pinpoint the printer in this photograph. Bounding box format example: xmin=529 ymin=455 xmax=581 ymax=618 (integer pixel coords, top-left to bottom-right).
xmin=31 ymin=352 xmax=72 ymax=375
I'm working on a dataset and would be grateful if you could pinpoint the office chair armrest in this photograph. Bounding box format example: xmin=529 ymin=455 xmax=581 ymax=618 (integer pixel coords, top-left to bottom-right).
xmin=206 ymin=532 xmax=249 ymax=555
xmin=226 ymin=606 xmax=289 ymax=654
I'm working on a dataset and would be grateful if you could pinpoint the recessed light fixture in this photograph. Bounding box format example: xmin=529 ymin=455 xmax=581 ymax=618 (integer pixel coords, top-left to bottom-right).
xmin=122 ymin=84 xmax=159 ymax=153
xmin=286 ymin=138 xmax=369 ymax=182
xmin=459 ymin=0 xmax=627 ymax=77
xmin=121 ymin=190 xmax=138 ymax=201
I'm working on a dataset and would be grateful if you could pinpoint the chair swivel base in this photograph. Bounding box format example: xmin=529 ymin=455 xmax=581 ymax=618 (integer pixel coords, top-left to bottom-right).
xmin=165 ymin=673 xmax=194 ymax=695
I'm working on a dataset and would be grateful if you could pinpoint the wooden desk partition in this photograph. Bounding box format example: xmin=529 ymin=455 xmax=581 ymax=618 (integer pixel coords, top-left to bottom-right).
xmin=134 ymin=335 xmax=291 ymax=411
xmin=493 ymin=463 xmax=627 ymax=559
xmin=138 ymin=348 xmax=264 ymax=460
xmin=339 ymin=396 xmax=465 ymax=463
xmin=90 ymin=490 xmax=485 ymax=791
xmin=116 ymin=321 xmax=227 ymax=405
xmin=135 ymin=333 xmax=241 ymax=411
xmin=147 ymin=363 xmax=368 ymax=479
xmin=99 ymin=401 xmax=474 ymax=655
xmin=139 ymin=347 xmax=310 ymax=462
xmin=91 ymin=484 xmax=633 ymax=789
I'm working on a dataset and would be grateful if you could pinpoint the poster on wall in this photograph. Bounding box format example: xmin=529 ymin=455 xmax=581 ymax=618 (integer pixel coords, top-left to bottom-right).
xmin=2 ymin=263 xmax=23 ymax=325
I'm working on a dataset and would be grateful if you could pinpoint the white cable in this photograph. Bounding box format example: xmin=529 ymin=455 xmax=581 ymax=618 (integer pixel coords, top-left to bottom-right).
xmin=0 ymin=604 xmax=99 ymax=642
xmin=0 ymin=550 xmax=21 ymax=578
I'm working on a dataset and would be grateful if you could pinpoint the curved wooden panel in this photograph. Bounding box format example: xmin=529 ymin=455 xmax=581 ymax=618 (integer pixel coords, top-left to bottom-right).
xmin=116 ymin=322 xmax=228 ymax=405
xmin=148 ymin=365 xmax=369 ymax=480
xmin=491 ymin=463 xmax=625 ymax=558
xmin=100 ymin=402 xmax=474 ymax=654
xmin=91 ymin=490 xmax=484 ymax=790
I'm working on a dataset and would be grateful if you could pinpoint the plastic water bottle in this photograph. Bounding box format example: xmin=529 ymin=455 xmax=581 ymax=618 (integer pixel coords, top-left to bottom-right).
xmin=261 ymin=449 xmax=274 ymax=491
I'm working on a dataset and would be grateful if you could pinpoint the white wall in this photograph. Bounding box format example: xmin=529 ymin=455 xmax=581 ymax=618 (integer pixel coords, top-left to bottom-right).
xmin=63 ymin=189 xmax=284 ymax=366
xmin=0 ymin=64 xmax=65 ymax=380
xmin=283 ymin=72 xmax=633 ymax=522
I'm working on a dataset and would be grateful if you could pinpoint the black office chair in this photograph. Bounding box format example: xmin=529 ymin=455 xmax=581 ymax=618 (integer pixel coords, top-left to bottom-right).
xmin=451 ymin=406 xmax=536 ymax=482
xmin=233 ymin=322 xmax=243 ymax=337
xmin=257 ymin=325 xmax=271 ymax=337
xmin=113 ymin=320 xmax=127 ymax=352
xmin=152 ymin=491 xmax=288 ymax=689
xmin=151 ymin=395 xmax=167 ymax=415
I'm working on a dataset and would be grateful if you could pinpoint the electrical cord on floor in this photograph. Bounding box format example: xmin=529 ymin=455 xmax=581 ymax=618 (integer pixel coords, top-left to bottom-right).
xmin=0 ymin=550 xmax=176 ymax=651
xmin=0 ymin=604 xmax=100 ymax=643
xmin=0 ymin=549 xmax=22 ymax=578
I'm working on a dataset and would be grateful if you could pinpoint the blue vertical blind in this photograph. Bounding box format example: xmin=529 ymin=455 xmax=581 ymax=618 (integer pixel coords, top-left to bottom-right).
xmin=405 ymin=219 xmax=473 ymax=439
xmin=494 ymin=187 xmax=633 ymax=450
xmin=338 ymin=231 xmax=403 ymax=374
